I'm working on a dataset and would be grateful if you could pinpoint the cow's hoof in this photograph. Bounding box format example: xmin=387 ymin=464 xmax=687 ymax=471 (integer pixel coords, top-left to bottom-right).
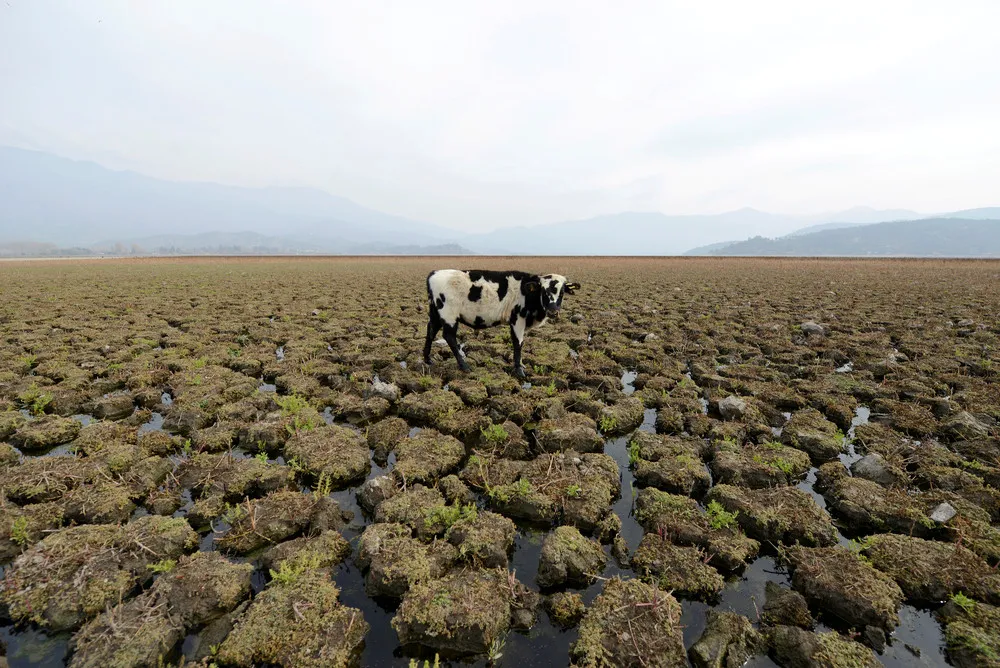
xmin=513 ymin=366 xmax=526 ymax=379
xmin=458 ymin=362 xmax=471 ymax=373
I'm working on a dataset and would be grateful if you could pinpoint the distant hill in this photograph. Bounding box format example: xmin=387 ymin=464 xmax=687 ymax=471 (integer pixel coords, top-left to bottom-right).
xmin=0 ymin=146 xmax=455 ymax=248
xmin=706 ymin=218 xmax=1000 ymax=257
xmin=783 ymin=222 xmax=869 ymax=237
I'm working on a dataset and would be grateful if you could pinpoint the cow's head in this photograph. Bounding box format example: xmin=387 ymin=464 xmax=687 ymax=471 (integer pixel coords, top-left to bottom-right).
xmin=532 ymin=273 xmax=580 ymax=318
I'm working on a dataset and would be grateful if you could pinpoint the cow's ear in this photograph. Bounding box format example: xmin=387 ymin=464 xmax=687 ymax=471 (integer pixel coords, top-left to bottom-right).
xmin=525 ymin=281 xmax=539 ymax=293
xmin=565 ymin=282 xmax=580 ymax=294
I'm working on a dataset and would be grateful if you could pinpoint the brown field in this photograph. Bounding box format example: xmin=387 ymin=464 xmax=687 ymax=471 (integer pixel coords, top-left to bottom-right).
xmin=1 ymin=257 xmax=999 ymax=667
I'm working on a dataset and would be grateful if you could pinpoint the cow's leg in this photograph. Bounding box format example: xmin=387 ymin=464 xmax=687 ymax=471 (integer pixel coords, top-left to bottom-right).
xmin=442 ymin=322 xmax=470 ymax=372
xmin=424 ymin=308 xmax=443 ymax=365
xmin=510 ymin=316 xmax=527 ymax=378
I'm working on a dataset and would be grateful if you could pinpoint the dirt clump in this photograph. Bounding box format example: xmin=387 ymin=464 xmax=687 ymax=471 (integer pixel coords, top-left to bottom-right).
xmin=261 ymin=530 xmax=352 ymax=574
xmin=571 ymin=576 xmax=686 ymax=668
xmin=535 ymin=412 xmax=604 ymax=453
xmin=0 ymin=499 xmax=63 ymax=560
xmin=706 ymin=484 xmax=838 ymax=547
xmin=630 ymin=431 xmax=710 ymax=497
xmin=0 ymin=515 xmax=198 ymax=630
xmin=357 ymin=523 xmax=458 ymax=598
xmin=366 ymin=416 xmax=409 ymax=465
xmin=393 ymin=428 xmax=466 ymax=484
xmin=446 ymin=510 xmax=516 ymax=568
xmin=935 ymin=599 xmax=1000 ymax=668
xmin=768 ymin=625 xmax=879 ymax=668
xmin=536 ymin=525 xmax=607 ymax=589
xmin=761 ymin=581 xmax=814 ymax=629
xmin=216 ymin=490 xmax=319 ymax=554
xmin=689 ymin=610 xmax=766 ymax=668
xmin=781 ymin=408 xmax=844 ymax=463
xmin=217 ymin=569 xmax=369 ymax=668
xmin=545 ymin=591 xmax=586 ymax=628
xmin=284 ymin=424 xmax=370 ymax=488
xmin=709 ymin=440 xmax=810 ymax=488
xmin=631 ymin=534 xmax=725 ymax=600
xmin=10 ymin=415 xmax=81 ymax=452
xmin=635 ymin=488 xmax=759 ymax=571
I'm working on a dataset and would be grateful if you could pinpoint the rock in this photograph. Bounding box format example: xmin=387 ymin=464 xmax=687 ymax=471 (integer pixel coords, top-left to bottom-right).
xmin=447 ymin=511 xmax=516 ymax=568
xmin=356 ymin=523 xmax=458 ymax=598
xmin=642 ymin=332 xmax=659 ymax=342
xmin=570 ymin=313 xmax=584 ymax=323
xmin=862 ymin=534 xmax=1000 ymax=604
xmin=217 ymin=570 xmax=369 ymax=667
xmin=718 ymin=395 xmax=747 ymax=421
xmin=571 ymin=578 xmax=685 ymax=667
xmin=284 ymin=424 xmax=370 ymax=488
xmin=535 ymin=413 xmax=604 ymax=453
xmin=0 ymin=516 xmax=198 ymax=631
xmin=544 ymin=591 xmax=586 ymax=628
xmin=631 ymin=534 xmax=725 ymax=599
xmin=800 ymin=321 xmax=826 ymax=336
xmin=689 ymin=610 xmax=765 ymax=668
xmin=769 ymin=626 xmax=879 ymax=668
xmin=393 ymin=429 xmax=466 ymax=484
xmin=761 ymin=582 xmax=813 ymax=629
xmin=861 ymin=625 xmax=886 ymax=653
xmin=785 ymin=546 xmax=903 ymax=633
xmin=369 ymin=378 xmax=400 ymax=403
xmin=851 ymin=453 xmax=908 ymax=488
xmin=930 ymin=501 xmax=957 ymax=523
xmin=635 ymin=488 xmax=759 ymax=572
xmin=536 ymin=526 xmax=607 ymax=589
xmin=356 ymin=475 xmax=400 ymax=514
xmin=392 ymin=569 xmax=536 ymax=656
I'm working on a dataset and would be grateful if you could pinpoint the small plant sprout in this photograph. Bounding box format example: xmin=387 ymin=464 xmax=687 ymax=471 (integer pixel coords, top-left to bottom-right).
xmin=9 ymin=516 xmax=30 ymax=546
xmin=312 ymin=471 xmax=333 ymax=500
xmin=950 ymin=592 xmax=976 ymax=614
xmin=480 ymin=423 xmax=509 ymax=446
xmin=706 ymin=500 xmax=738 ymax=530
xmin=254 ymin=451 xmax=269 ymax=463
xmin=598 ymin=414 xmax=618 ymax=433
xmin=148 ymin=558 xmax=177 ymax=574
xmin=565 ymin=484 xmax=582 ymax=498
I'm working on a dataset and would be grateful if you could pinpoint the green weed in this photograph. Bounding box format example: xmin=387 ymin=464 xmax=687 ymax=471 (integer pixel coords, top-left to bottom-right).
xmin=706 ymin=500 xmax=738 ymax=530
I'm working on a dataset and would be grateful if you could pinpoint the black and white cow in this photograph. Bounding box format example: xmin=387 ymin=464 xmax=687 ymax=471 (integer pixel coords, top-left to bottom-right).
xmin=424 ymin=270 xmax=581 ymax=378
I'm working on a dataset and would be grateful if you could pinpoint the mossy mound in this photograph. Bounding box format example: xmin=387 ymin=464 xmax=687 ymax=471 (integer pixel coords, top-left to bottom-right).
xmin=631 ymin=534 xmax=725 ymax=600
xmin=780 ymin=408 xmax=844 ymax=463
xmin=393 ymin=429 xmax=466 ymax=484
xmin=60 ymin=480 xmax=136 ymax=524
xmin=936 ymin=599 xmax=1000 ymax=668
xmin=0 ymin=515 xmax=198 ymax=630
xmin=216 ymin=490 xmax=318 ymax=554
xmin=0 ymin=499 xmax=63 ymax=561
xmin=768 ymin=626 xmax=879 ymax=668
xmin=357 ymin=523 xmax=458 ymax=598
xmin=630 ymin=432 xmax=710 ymax=497
xmin=784 ymin=545 xmax=903 ymax=633
xmin=462 ymin=452 xmax=620 ymax=532
xmin=366 ymin=416 xmax=410 ymax=465
xmin=761 ymin=581 xmax=814 ymax=629
xmin=69 ymin=552 xmax=252 ymax=668
xmin=571 ymin=577 xmax=685 ymax=668
xmin=0 ymin=455 xmax=101 ymax=504
xmin=177 ymin=452 xmax=293 ymax=503
xmin=284 ymin=424 xmax=370 ymax=488
xmin=537 ymin=525 xmax=607 ymax=589
xmin=392 ymin=568 xmax=537 ymax=656
xmin=217 ymin=570 xmax=369 ymax=668
xmin=91 ymin=392 xmax=136 ymax=420
xmin=689 ymin=610 xmax=766 ymax=668
xmin=261 ymin=530 xmax=352 ymax=574
xmin=398 ymin=389 xmax=465 ymax=425
xmin=446 ymin=510 xmax=516 ymax=568
xmin=0 ymin=441 xmax=19 ymax=467
xmin=10 ymin=415 xmax=82 ymax=452
xmin=545 ymin=591 xmax=586 ymax=628
xmin=823 ymin=476 xmax=939 ymax=537
xmin=706 ymin=485 xmax=838 ymax=547
xmin=535 ymin=413 xmax=604 ymax=453
xmin=373 ymin=484 xmax=459 ymax=540
xmin=596 ymin=396 xmax=646 ymax=436
xmin=862 ymin=533 xmax=1000 ymax=604
xmin=635 ymin=488 xmax=759 ymax=572
xmin=709 ymin=440 xmax=811 ymax=489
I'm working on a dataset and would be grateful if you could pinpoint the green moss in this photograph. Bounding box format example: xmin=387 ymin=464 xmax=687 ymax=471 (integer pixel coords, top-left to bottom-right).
xmin=707 ymin=500 xmax=738 ymax=530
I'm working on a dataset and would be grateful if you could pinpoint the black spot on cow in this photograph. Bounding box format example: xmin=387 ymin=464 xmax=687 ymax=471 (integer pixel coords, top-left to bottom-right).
xmin=468 ymin=285 xmax=483 ymax=302
xmin=474 ymin=316 xmax=486 ymax=328
xmin=435 ymin=293 xmax=446 ymax=310
xmin=509 ymin=305 xmax=520 ymax=324
xmin=496 ymin=277 xmax=508 ymax=301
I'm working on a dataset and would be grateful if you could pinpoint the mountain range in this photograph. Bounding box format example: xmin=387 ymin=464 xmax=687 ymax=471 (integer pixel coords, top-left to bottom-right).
xmin=1 ymin=146 xmax=997 ymax=257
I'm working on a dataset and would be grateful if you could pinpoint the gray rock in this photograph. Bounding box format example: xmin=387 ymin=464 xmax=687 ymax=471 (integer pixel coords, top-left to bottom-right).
xmin=942 ymin=411 xmax=989 ymax=441
xmin=642 ymin=332 xmax=659 ymax=342
xmin=851 ymin=454 xmax=907 ymax=489
xmin=956 ymin=319 xmax=975 ymax=327
xmin=370 ymin=379 xmax=400 ymax=403
xmin=357 ymin=475 xmax=399 ymax=514
xmin=718 ymin=395 xmax=747 ymax=421
xmin=800 ymin=321 xmax=826 ymax=336
xmin=930 ymin=502 xmax=957 ymax=524
xmin=570 ymin=313 xmax=585 ymax=324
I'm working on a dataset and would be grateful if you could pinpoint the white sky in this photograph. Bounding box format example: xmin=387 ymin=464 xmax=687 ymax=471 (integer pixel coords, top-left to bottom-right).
xmin=2 ymin=1 xmax=999 ymax=231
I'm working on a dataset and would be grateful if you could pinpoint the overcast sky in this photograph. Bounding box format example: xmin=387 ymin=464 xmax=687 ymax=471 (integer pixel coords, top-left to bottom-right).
xmin=2 ymin=1 xmax=998 ymax=231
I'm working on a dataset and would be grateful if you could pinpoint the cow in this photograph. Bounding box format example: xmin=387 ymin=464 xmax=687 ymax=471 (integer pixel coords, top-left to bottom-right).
xmin=423 ymin=270 xmax=581 ymax=378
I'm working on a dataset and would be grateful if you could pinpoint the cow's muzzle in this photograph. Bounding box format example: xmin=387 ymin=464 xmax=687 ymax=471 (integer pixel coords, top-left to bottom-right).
xmin=546 ymin=307 xmax=560 ymax=318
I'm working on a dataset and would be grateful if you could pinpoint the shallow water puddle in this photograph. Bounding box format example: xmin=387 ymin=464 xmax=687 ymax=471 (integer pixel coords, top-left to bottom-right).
xmin=0 ymin=625 xmax=70 ymax=668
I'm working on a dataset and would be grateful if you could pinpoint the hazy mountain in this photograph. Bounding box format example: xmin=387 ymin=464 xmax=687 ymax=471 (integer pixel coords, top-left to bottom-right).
xmin=783 ymin=222 xmax=869 ymax=237
xmin=794 ymin=206 xmax=923 ymax=225
xmin=0 ymin=146 xmax=454 ymax=247
xmin=705 ymin=218 xmax=1000 ymax=257
xmin=940 ymin=207 xmax=1000 ymax=220
xmin=683 ymin=240 xmax=741 ymax=256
